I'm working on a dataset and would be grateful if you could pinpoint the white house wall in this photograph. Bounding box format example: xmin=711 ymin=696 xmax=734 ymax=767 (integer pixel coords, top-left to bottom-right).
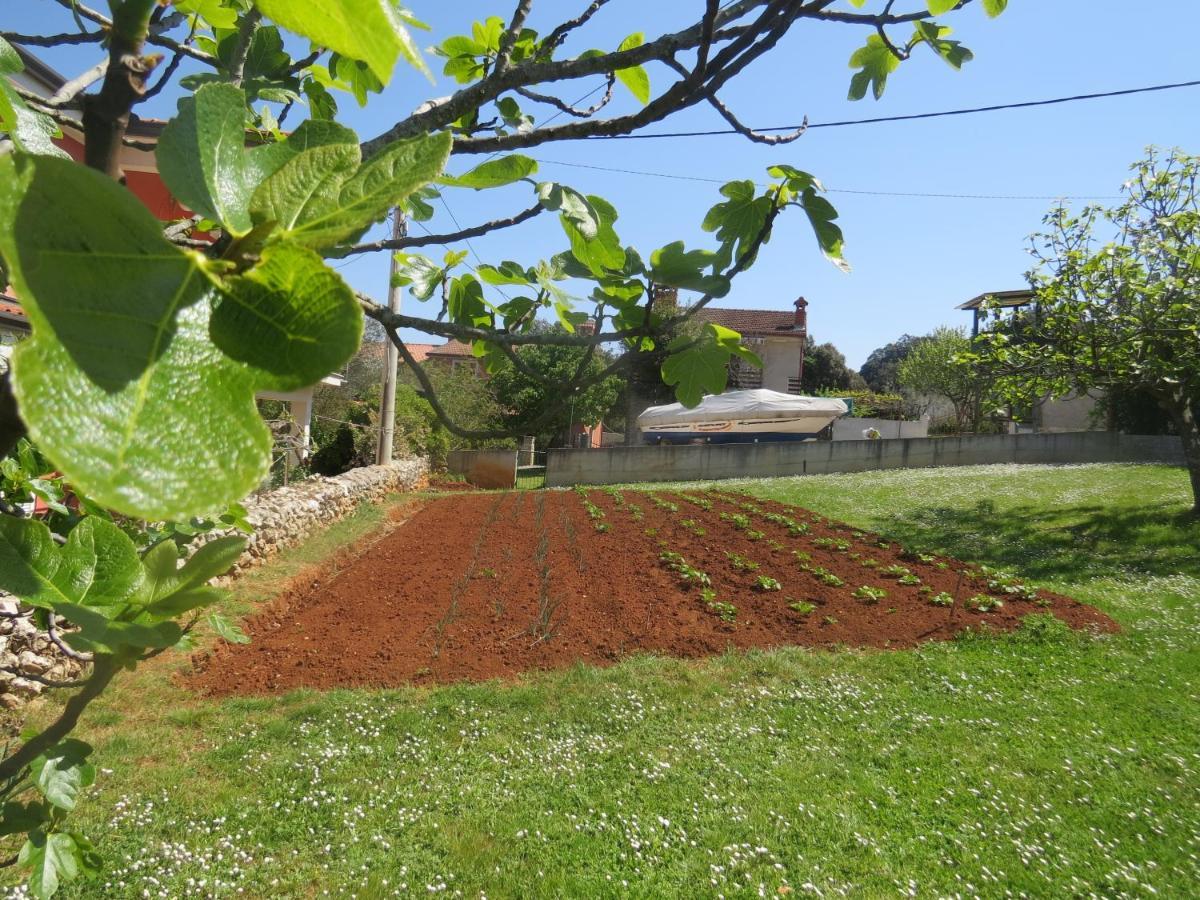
xmin=758 ymin=337 xmax=803 ymax=393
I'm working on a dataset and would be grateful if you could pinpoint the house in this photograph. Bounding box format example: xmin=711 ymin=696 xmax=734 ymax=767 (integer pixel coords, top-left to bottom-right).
xmin=423 ymin=340 xmax=485 ymax=376
xmin=4 ymin=48 xmax=341 ymax=461
xmin=0 ymin=292 xmax=30 ymax=372
xmin=692 ymin=297 xmax=810 ymax=394
xmin=958 ymin=290 xmax=1105 ymax=433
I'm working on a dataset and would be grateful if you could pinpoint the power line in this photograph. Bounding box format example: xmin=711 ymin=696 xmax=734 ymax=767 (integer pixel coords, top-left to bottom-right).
xmin=588 ymin=78 xmax=1200 ymax=140
xmin=531 ymin=157 xmax=1119 ymax=201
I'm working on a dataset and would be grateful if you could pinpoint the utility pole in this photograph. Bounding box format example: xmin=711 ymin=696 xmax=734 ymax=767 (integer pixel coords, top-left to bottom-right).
xmin=376 ymin=209 xmax=407 ymax=464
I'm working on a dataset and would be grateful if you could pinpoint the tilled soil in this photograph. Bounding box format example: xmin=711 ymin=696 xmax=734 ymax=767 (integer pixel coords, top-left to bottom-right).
xmin=190 ymin=488 xmax=1117 ymax=696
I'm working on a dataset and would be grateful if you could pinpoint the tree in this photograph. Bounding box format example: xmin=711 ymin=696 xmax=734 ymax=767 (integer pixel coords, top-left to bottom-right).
xmin=802 ymin=337 xmax=863 ymax=393
xmin=859 ymin=334 xmax=927 ymax=393
xmin=489 ymin=325 xmax=623 ymax=447
xmin=971 ymin=148 xmax=1200 ymax=513
xmin=899 ymin=326 xmax=994 ymax=432
xmin=0 ymin=0 xmax=1010 ymax=893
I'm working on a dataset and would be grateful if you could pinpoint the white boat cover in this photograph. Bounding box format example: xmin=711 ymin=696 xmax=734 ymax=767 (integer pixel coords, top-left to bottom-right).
xmin=637 ymin=389 xmax=848 ymax=428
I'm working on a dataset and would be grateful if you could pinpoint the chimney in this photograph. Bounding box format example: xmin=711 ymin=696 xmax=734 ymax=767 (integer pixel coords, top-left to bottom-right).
xmin=651 ymin=284 xmax=679 ymax=313
xmin=794 ymin=297 xmax=809 ymax=394
xmin=793 ymin=295 xmax=809 ymax=329
xmin=576 ymin=318 xmax=596 ymax=336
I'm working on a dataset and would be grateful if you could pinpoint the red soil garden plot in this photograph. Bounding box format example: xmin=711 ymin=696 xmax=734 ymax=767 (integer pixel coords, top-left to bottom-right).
xmin=190 ymin=488 xmax=1118 ymax=696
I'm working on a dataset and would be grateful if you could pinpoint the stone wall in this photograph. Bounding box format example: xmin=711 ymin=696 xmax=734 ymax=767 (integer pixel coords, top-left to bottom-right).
xmin=0 ymin=458 xmax=427 ymax=710
xmin=199 ymin=457 xmax=428 ymax=574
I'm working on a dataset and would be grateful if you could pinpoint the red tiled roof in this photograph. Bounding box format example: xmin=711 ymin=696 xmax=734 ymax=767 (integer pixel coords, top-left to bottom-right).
xmin=0 ymin=293 xmax=29 ymax=330
xmin=426 ymin=340 xmax=474 ymax=358
xmin=691 ymin=307 xmax=804 ymax=337
xmin=406 ymin=343 xmax=439 ymax=363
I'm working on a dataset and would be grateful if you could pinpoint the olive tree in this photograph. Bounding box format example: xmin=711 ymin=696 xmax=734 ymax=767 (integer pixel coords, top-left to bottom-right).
xmin=0 ymin=0 xmax=1009 ymax=893
xmin=971 ymin=148 xmax=1200 ymax=512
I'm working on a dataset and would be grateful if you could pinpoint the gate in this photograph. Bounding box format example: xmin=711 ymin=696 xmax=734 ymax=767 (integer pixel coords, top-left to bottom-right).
xmin=516 ymin=450 xmax=547 ymax=489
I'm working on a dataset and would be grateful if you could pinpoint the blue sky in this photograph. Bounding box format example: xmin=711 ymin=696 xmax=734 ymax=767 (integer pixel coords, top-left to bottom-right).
xmin=9 ymin=1 xmax=1199 ymax=367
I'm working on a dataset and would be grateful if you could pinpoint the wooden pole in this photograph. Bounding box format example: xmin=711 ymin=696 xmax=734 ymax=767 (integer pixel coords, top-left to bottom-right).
xmin=377 ymin=210 xmax=407 ymax=464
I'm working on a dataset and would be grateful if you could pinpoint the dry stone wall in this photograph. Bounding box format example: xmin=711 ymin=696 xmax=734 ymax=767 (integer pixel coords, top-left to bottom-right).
xmin=0 ymin=458 xmax=427 ymax=710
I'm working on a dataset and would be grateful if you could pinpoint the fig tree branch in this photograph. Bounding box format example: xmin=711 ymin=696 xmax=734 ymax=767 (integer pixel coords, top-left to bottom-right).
xmin=340 ymin=203 xmax=544 ymax=255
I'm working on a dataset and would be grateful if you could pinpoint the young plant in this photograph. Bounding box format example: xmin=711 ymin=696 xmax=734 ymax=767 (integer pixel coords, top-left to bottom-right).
xmin=809 ymin=567 xmax=845 ymax=587
xmin=677 ymin=564 xmax=712 ymax=588
xmin=880 ymin=564 xmax=912 ymax=579
xmin=965 ymin=594 xmax=1005 ymax=612
xmin=898 ymin=573 xmax=922 ymax=586
xmin=726 ymin=552 xmax=759 ymax=572
xmin=705 ymin=597 xmax=738 ymax=623
xmin=788 ymin=599 xmax=817 ymax=615
xmin=745 ymin=529 xmax=765 ymax=541
xmin=754 ymin=575 xmax=782 ymax=592
xmin=853 ymin=585 xmax=887 ymax=604
xmin=929 ymin=592 xmax=955 ymax=607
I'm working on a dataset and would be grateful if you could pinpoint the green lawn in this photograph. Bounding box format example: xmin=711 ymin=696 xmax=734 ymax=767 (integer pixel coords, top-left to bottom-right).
xmin=9 ymin=463 xmax=1199 ymax=898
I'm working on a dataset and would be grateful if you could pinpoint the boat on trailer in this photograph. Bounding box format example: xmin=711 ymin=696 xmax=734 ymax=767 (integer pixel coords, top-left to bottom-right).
xmin=637 ymin=389 xmax=848 ymax=445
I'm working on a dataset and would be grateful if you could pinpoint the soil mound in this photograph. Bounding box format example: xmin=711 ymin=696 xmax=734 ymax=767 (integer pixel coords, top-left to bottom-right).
xmin=190 ymin=489 xmax=1116 ymax=696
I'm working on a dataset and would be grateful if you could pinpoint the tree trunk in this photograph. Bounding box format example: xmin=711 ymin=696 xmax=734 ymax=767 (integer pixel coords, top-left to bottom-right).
xmin=1161 ymin=392 xmax=1200 ymax=515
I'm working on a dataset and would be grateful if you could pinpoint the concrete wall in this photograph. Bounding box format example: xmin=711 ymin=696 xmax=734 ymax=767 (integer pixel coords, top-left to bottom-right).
xmin=447 ymin=449 xmax=517 ymax=489
xmin=545 ymin=432 xmax=1184 ymax=487
xmin=833 ymin=417 xmax=928 ymax=441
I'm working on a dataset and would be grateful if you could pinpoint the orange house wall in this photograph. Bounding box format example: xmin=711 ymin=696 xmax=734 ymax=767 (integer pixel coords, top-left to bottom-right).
xmin=53 ymin=133 xmax=192 ymax=222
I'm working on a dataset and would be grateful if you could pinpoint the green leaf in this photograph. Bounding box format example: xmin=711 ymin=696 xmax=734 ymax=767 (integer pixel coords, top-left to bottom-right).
xmin=144 ymin=586 xmax=225 ymax=620
xmin=649 ymin=242 xmax=731 ymax=297
xmin=214 ymin=242 xmax=362 ymax=390
xmin=927 ymin=0 xmax=958 ymax=13
xmin=157 ymin=83 xmax=262 ymax=235
xmin=536 ymin=183 xmax=599 ymax=239
xmin=477 ymin=261 xmax=532 ymax=286
xmin=333 ymin=54 xmax=384 ymax=106
xmin=250 ymin=131 xmax=452 ymax=250
xmin=702 ymin=180 xmax=773 ymax=270
xmin=662 ymin=325 xmax=732 ymax=407
xmin=31 ymin=739 xmax=95 ymax=812
xmin=0 ymin=517 xmax=143 ymax=612
xmin=847 ymin=34 xmax=901 ymax=101
xmin=392 ymin=252 xmax=445 ymax=300
xmin=982 ymin=0 xmax=1008 ymax=16
xmin=447 ymin=275 xmax=490 ymax=328
xmin=614 ymin=33 xmax=651 ymax=104
xmin=175 ymin=0 xmax=239 ymax=30
xmin=562 ymin=194 xmax=625 ymax=276
xmin=0 ymin=801 xmax=49 ymax=837
xmin=0 ymin=154 xmax=273 ymax=520
xmin=58 ymin=602 xmax=182 ymax=653
xmin=439 ymin=155 xmax=537 ymax=189
xmin=208 ymin=611 xmax=250 ymax=644
xmin=252 ymin=0 xmax=424 ymax=84
xmin=0 ymin=35 xmax=23 ymax=74
xmin=0 ymin=83 xmax=69 ymax=159
xmin=19 ymin=831 xmax=82 ymax=899
xmin=176 ymin=537 xmax=246 ymax=591
xmin=800 ymin=186 xmax=850 ymax=273
xmin=913 ymin=21 xmax=974 ymax=69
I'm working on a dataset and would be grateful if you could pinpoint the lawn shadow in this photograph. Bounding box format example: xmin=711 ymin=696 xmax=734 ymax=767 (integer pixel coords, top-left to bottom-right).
xmin=867 ymin=498 xmax=1199 ymax=585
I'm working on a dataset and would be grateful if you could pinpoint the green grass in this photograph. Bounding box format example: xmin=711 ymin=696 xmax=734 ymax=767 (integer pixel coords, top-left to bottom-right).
xmin=8 ymin=463 xmax=1199 ymax=898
